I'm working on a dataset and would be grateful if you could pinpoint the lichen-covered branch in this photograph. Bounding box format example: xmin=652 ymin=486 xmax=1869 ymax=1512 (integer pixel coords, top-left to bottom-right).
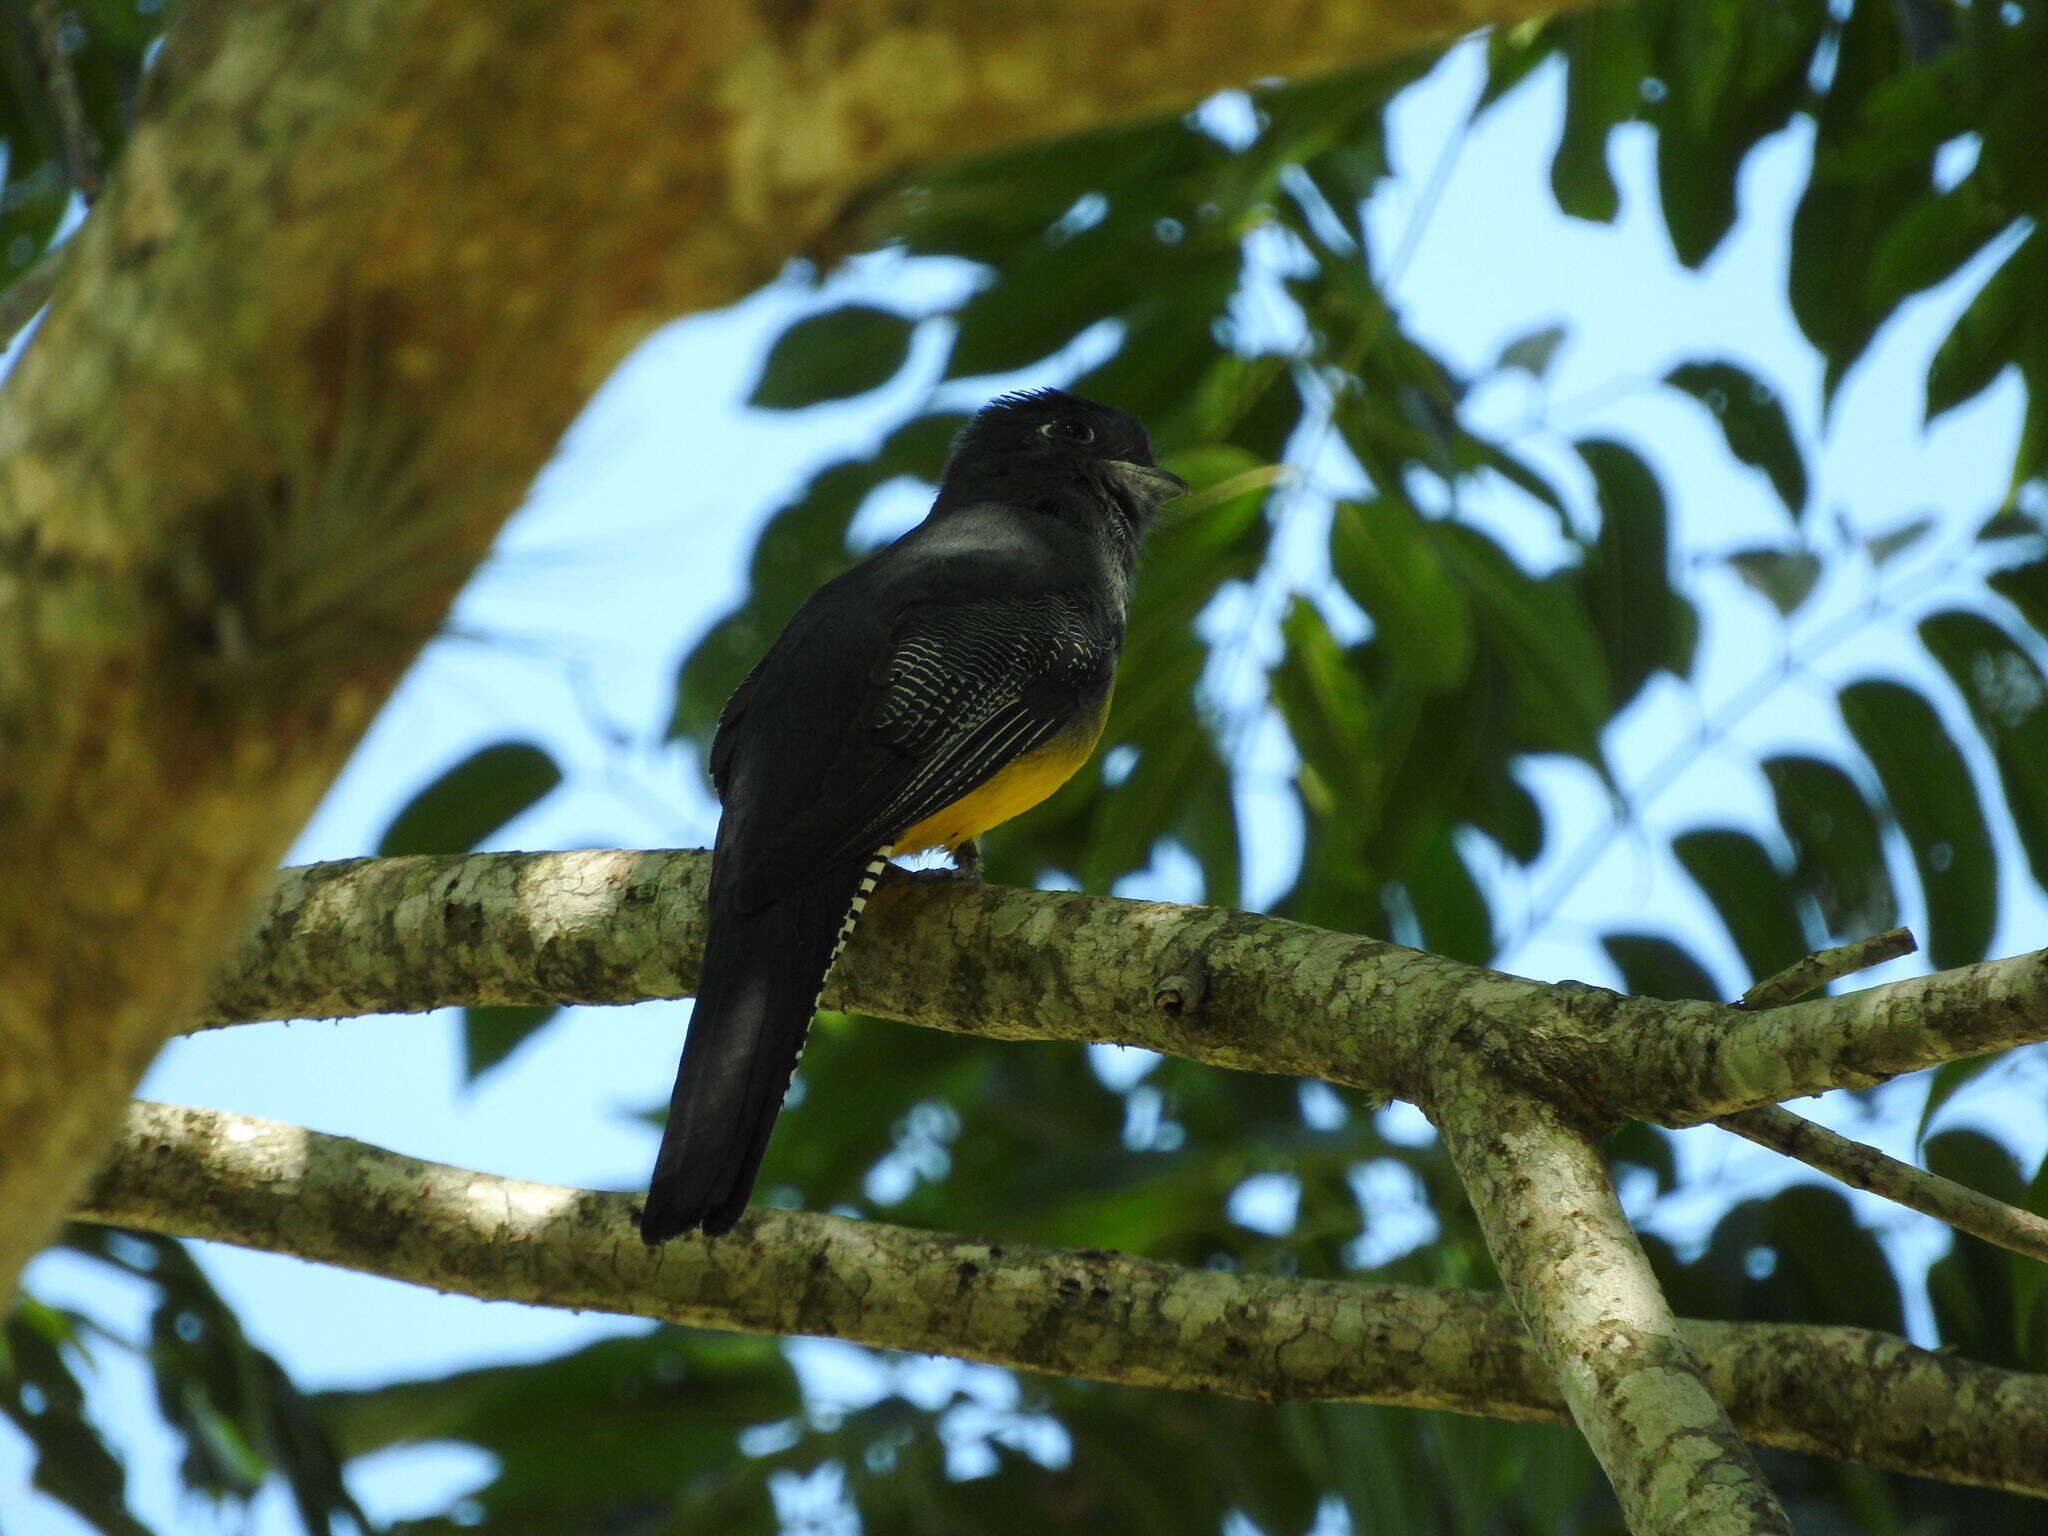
xmin=1739 ymin=927 xmax=1917 ymax=1010
xmin=195 ymin=850 xmax=2048 ymax=1134
xmin=79 ymin=1102 xmax=2048 ymax=1499
xmin=1433 ymin=1079 xmax=1793 ymax=1535
xmin=0 ymin=0 xmax=1612 ymax=1294
xmin=1720 ymin=1106 xmax=2048 ymax=1267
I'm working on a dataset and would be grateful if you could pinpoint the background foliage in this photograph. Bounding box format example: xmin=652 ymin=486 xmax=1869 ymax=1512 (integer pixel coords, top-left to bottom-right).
xmin=9 ymin=0 xmax=2048 ymax=1530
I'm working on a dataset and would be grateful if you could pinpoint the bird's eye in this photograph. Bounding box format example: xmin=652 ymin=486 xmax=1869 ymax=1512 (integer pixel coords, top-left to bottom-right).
xmin=1040 ymin=419 xmax=1095 ymax=444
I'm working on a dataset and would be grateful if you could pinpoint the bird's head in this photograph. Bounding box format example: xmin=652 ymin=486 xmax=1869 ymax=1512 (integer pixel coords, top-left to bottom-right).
xmin=934 ymin=389 xmax=1188 ymax=530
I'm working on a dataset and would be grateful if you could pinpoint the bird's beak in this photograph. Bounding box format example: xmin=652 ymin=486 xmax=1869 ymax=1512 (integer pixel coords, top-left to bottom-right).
xmin=1107 ymin=461 xmax=1190 ymax=504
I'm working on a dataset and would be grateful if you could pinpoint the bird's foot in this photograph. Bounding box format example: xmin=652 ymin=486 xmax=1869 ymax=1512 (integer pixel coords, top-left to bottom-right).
xmin=949 ymin=838 xmax=984 ymax=882
xmin=906 ymin=838 xmax=984 ymax=885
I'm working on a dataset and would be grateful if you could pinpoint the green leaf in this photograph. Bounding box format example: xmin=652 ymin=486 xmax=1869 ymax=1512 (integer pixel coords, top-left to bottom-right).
xmin=1838 ymin=679 xmax=1997 ymax=970
xmin=1329 ymin=499 xmax=1474 ymax=695
xmin=1925 ymin=232 xmax=2030 ymax=422
xmin=62 ymin=1227 xmax=365 ymax=1531
xmin=878 ymin=410 xmax=970 ymax=480
xmin=1978 ymin=506 xmax=2042 ymax=545
xmin=1990 ymin=554 xmax=2048 ymax=638
xmin=1272 ymin=597 xmax=1379 ymax=833
xmin=1654 ymin=126 xmax=1738 ymax=270
xmin=1762 ymin=755 xmax=1897 ymax=941
xmin=1915 ymin=1054 xmax=2003 ymax=1148
xmin=3 ymin=1302 xmax=153 ymax=1536
xmin=1673 ymin=828 xmax=1809 ymax=984
xmin=1866 ymin=513 xmax=1935 ymax=566
xmin=1466 ymin=770 xmax=1545 ymax=865
xmin=1648 ymin=0 xmax=1825 ymax=268
xmin=1920 ymin=610 xmax=2048 ymax=891
xmin=1478 ymin=19 xmax=1562 ymax=114
xmin=1549 ymin=9 xmax=1649 ymax=222
xmin=1866 ymin=181 xmax=2018 ymax=313
xmin=1431 ymin=523 xmax=1611 ymax=761
xmin=1664 ymin=360 xmax=1808 ymax=517
xmin=1762 ymin=1185 xmax=1905 ymax=1335
xmin=1787 ymin=0 xmax=1931 ymax=392
xmin=1493 ymin=322 xmax=1567 ymax=379
xmin=1725 ymin=547 xmax=1821 ymax=615
xmin=317 ymin=1331 xmax=801 ymax=1523
xmin=463 ymin=1003 xmax=560 ymax=1083
xmin=1608 ymin=1117 xmax=1680 ymax=1195
xmin=1472 ymin=440 xmax=1574 ymax=532
xmin=1602 ymin=932 xmax=1722 ymax=1000
xmin=377 ymin=741 xmax=563 ymax=856
xmin=1578 ymin=437 xmax=1689 ymax=702
xmin=748 ymin=305 xmax=916 ymax=409
xmin=1404 ymin=831 xmax=1494 ymax=964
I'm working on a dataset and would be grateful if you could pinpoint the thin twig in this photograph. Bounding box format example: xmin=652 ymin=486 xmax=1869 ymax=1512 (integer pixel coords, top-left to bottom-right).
xmin=1718 ymin=926 xmax=2048 ymax=1266
xmin=28 ymin=0 xmax=103 ymax=201
xmin=1741 ymin=926 xmax=1918 ymax=1009
xmin=1152 ymin=463 xmax=1293 ymax=527
xmin=1720 ymin=1105 xmax=2048 ymax=1266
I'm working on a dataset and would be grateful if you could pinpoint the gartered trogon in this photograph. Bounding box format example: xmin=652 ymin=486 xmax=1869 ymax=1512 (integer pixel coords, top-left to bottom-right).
xmin=640 ymin=389 xmax=1185 ymax=1242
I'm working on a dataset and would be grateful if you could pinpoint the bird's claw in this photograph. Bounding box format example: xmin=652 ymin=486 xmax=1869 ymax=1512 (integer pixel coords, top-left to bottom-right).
xmin=906 ymin=838 xmax=984 ymax=885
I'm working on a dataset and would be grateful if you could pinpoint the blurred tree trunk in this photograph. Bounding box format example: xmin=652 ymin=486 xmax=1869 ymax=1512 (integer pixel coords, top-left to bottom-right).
xmin=0 ymin=0 xmax=1606 ymax=1295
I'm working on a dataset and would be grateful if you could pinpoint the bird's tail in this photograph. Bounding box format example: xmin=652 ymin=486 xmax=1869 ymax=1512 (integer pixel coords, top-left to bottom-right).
xmin=639 ymin=851 xmax=887 ymax=1242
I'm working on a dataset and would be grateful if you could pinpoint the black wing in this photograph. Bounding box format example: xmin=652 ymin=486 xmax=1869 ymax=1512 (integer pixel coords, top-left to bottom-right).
xmin=725 ymin=591 xmax=1114 ymax=910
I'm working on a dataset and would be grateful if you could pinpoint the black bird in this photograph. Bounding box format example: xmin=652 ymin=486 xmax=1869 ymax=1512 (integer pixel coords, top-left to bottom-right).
xmin=641 ymin=389 xmax=1186 ymax=1241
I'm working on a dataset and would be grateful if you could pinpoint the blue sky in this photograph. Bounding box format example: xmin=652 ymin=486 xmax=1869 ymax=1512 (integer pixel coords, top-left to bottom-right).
xmin=7 ymin=34 xmax=2042 ymax=1533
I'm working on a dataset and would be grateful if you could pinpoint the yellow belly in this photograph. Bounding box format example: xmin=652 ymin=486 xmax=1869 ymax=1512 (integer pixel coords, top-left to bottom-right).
xmin=893 ymin=701 xmax=1109 ymax=854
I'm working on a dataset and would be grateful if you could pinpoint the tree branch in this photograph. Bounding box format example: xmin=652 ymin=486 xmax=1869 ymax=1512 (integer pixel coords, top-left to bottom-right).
xmin=194 ymin=850 xmax=2048 ymax=1131
xmin=0 ymin=0 xmax=1612 ymax=1295
xmin=1740 ymin=927 xmax=1918 ymax=1010
xmin=1719 ymin=1105 xmax=2048 ymax=1266
xmin=80 ymin=1101 xmax=2048 ymax=1500
xmin=1433 ymin=1078 xmax=1792 ymax=1535
xmin=26 ymin=0 xmax=104 ymax=200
